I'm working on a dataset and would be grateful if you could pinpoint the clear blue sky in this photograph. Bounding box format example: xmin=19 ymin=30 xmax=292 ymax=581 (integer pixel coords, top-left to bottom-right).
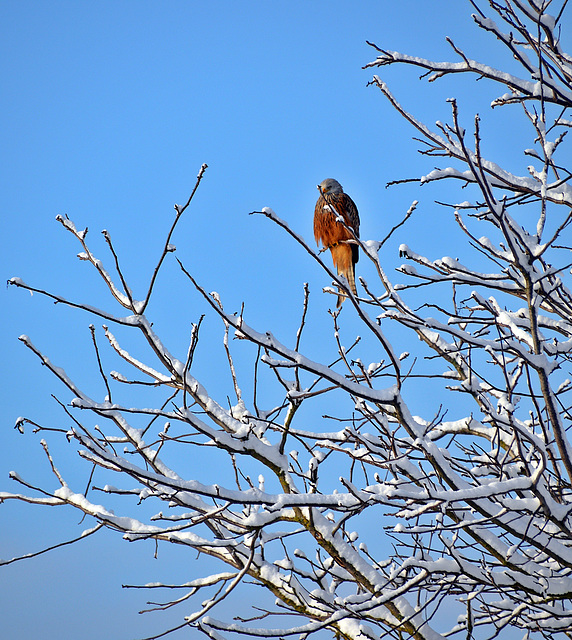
xmin=0 ymin=2 xmax=534 ymax=638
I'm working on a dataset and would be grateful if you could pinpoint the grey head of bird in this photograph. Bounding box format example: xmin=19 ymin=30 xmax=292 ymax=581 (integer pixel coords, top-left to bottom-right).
xmin=317 ymin=178 xmax=343 ymax=196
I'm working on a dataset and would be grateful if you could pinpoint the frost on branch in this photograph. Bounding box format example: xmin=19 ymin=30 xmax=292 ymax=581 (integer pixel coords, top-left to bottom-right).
xmin=5 ymin=3 xmax=572 ymax=640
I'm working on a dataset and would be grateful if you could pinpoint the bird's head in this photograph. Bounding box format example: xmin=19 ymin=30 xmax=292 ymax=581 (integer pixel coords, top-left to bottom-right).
xmin=317 ymin=178 xmax=343 ymax=196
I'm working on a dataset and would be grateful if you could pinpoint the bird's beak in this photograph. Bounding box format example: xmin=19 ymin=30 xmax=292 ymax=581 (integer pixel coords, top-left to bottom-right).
xmin=317 ymin=184 xmax=324 ymax=195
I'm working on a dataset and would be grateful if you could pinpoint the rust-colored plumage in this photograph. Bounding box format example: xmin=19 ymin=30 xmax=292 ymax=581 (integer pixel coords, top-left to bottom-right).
xmin=314 ymin=178 xmax=360 ymax=307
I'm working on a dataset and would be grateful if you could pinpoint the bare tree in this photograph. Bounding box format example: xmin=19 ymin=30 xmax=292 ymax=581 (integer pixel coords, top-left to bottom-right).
xmin=5 ymin=1 xmax=572 ymax=638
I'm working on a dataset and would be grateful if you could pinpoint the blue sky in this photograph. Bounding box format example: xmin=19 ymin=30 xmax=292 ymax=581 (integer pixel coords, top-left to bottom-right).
xmin=0 ymin=2 xmax=540 ymax=638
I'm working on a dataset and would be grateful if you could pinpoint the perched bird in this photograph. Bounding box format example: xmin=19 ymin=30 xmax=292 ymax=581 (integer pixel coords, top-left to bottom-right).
xmin=314 ymin=178 xmax=360 ymax=307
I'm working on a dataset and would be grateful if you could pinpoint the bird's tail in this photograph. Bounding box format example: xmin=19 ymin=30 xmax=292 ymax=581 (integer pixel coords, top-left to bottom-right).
xmin=337 ymin=263 xmax=357 ymax=308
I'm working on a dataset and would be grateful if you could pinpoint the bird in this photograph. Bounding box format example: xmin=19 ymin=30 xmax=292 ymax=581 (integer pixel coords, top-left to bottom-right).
xmin=313 ymin=178 xmax=360 ymax=308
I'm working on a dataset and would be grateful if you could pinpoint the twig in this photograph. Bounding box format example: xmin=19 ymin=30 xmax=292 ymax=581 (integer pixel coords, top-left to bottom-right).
xmin=89 ymin=324 xmax=113 ymax=403
xmin=141 ymin=163 xmax=208 ymax=313
xmin=0 ymin=523 xmax=105 ymax=566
